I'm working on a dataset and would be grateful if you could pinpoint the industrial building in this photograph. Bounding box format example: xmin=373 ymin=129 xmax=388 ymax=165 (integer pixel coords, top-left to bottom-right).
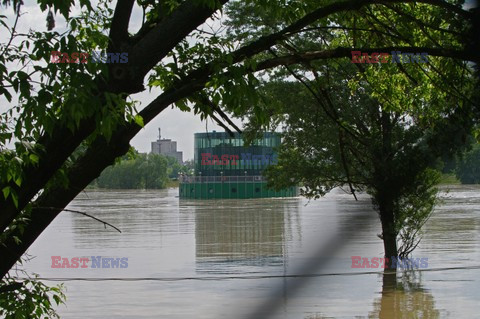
xmin=151 ymin=128 xmax=183 ymax=164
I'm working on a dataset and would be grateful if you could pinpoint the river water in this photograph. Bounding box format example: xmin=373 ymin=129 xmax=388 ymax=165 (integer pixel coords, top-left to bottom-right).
xmin=23 ymin=185 xmax=480 ymax=318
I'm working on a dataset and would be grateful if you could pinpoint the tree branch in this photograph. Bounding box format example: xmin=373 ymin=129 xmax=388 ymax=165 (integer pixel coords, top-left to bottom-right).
xmin=196 ymin=94 xmax=242 ymax=134
xmin=38 ymin=207 xmax=122 ymax=233
xmin=255 ymin=46 xmax=478 ymax=71
xmin=0 ymin=124 xmax=135 ymax=277
xmin=129 ymin=0 xmax=228 ymax=82
xmin=0 ymin=8 xmax=21 ymax=57
xmin=338 ymin=130 xmax=358 ymax=201
xmin=108 ymin=0 xmax=135 ymax=50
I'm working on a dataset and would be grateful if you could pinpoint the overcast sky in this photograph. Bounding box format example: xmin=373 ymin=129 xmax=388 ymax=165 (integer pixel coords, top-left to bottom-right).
xmin=129 ymin=89 xmax=242 ymax=160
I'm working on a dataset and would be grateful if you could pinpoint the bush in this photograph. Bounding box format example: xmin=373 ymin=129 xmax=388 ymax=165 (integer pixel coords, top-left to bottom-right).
xmin=455 ymin=145 xmax=480 ymax=184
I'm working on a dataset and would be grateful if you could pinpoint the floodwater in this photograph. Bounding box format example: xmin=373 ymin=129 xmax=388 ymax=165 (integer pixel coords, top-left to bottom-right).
xmin=23 ymin=185 xmax=480 ymax=318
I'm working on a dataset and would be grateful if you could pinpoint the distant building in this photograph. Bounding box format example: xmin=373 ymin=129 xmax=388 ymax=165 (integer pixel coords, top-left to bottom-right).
xmin=151 ymin=128 xmax=183 ymax=164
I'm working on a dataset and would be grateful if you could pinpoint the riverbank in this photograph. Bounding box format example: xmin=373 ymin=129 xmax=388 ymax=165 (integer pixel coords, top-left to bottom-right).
xmin=438 ymin=173 xmax=460 ymax=185
xmin=166 ymin=179 xmax=179 ymax=188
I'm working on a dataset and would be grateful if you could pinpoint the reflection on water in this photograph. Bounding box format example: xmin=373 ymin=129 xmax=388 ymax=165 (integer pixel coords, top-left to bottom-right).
xmin=22 ymin=186 xmax=480 ymax=318
xmin=194 ymin=199 xmax=299 ymax=270
xmin=369 ymin=272 xmax=441 ymax=319
xmin=304 ymin=272 xmax=443 ymax=319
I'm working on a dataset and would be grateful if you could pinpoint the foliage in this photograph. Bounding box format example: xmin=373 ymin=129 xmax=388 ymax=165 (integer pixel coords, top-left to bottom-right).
xmin=164 ymin=156 xmax=193 ymax=178
xmin=180 ymin=159 xmax=195 ymax=176
xmin=455 ymin=143 xmax=480 ymax=183
xmin=222 ymin=0 xmax=478 ymax=260
xmin=0 ymin=271 xmax=65 ymax=319
xmin=245 ymin=56 xmax=476 ymax=258
xmin=95 ymin=152 xmax=169 ymax=189
xmin=392 ymin=168 xmax=441 ymax=257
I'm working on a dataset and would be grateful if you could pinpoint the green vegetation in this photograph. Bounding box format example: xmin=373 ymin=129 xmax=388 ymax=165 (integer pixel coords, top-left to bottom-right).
xmin=91 ymin=150 xmax=192 ymax=189
xmin=94 ymin=152 xmax=169 ymax=189
xmin=0 ymin=272 xmax=65 ymax=319
xmin=226 ymin=1 xmax=479 ymax=261
xmin=243 ymin=74 xmax=474 ymax=260
xmin=439 ymin=173 xmax=460 ymax=185
xmin=166 ymin=179 xmax=180 ymax=188
xmin=435 ymin=143 xmax=480 ymax=184
xmin=455 ymin=144 xmax=480 ymax=184
xmin=166 ymin=158 xmax=194 ymax=179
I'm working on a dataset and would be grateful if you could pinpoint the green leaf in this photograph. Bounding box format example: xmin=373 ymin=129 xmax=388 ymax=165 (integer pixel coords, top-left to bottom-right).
xmin=11 ymin=191 xmax=18 ymax=208
xmin=2 ymin=186 xmax=10 ymax=199
xmin=0 ymin=87 xmax=12 ymax=102
xmin=29 ymin=154 xmax=39 ymax=164
xmin=134 ymin=115 xmax=144 ymax=127
xmin=14 ymin=176 xmax=22 ymax=187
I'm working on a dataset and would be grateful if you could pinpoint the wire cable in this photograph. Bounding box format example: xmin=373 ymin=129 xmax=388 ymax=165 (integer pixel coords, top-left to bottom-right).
xmin=13 ymin=264 xmax=480 ymax=282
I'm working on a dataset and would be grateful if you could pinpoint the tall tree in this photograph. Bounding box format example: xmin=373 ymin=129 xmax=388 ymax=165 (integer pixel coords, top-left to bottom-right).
xmin=225 ymin=0 xmax=479 ymax=262
xmin=254 ymin=72 xmax=476 ymax=262
xmin=0 ymin=0 xmax=478 ymax=280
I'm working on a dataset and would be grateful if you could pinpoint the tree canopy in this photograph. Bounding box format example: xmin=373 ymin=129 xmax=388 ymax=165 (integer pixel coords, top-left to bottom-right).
xmin=222 ymin=0 xmax=479 ymax=260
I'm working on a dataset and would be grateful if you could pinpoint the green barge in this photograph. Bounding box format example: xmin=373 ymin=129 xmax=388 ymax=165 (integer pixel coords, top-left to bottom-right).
xmin=179 ymin=131 xmax=297 ymax=199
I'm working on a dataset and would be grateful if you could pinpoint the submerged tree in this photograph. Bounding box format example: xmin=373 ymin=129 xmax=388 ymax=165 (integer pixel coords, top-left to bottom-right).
xmin=0 ymin=0 xmax=478 ymax=285
xmin=255 ymin=72 xmax=476 ymax=262
xmin=225 ymin=0 xmax=479 ymax=262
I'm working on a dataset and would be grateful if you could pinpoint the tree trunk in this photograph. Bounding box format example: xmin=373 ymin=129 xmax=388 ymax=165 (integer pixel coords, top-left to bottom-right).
xmin=378 ymin=199 xmax=398 ymax=269
xmin=377 ymin=108 xmax=398 ymax=269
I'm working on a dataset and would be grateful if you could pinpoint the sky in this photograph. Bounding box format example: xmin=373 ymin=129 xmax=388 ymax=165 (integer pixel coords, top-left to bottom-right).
xmin=129 ymin=89 xmax=242 ymax=160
